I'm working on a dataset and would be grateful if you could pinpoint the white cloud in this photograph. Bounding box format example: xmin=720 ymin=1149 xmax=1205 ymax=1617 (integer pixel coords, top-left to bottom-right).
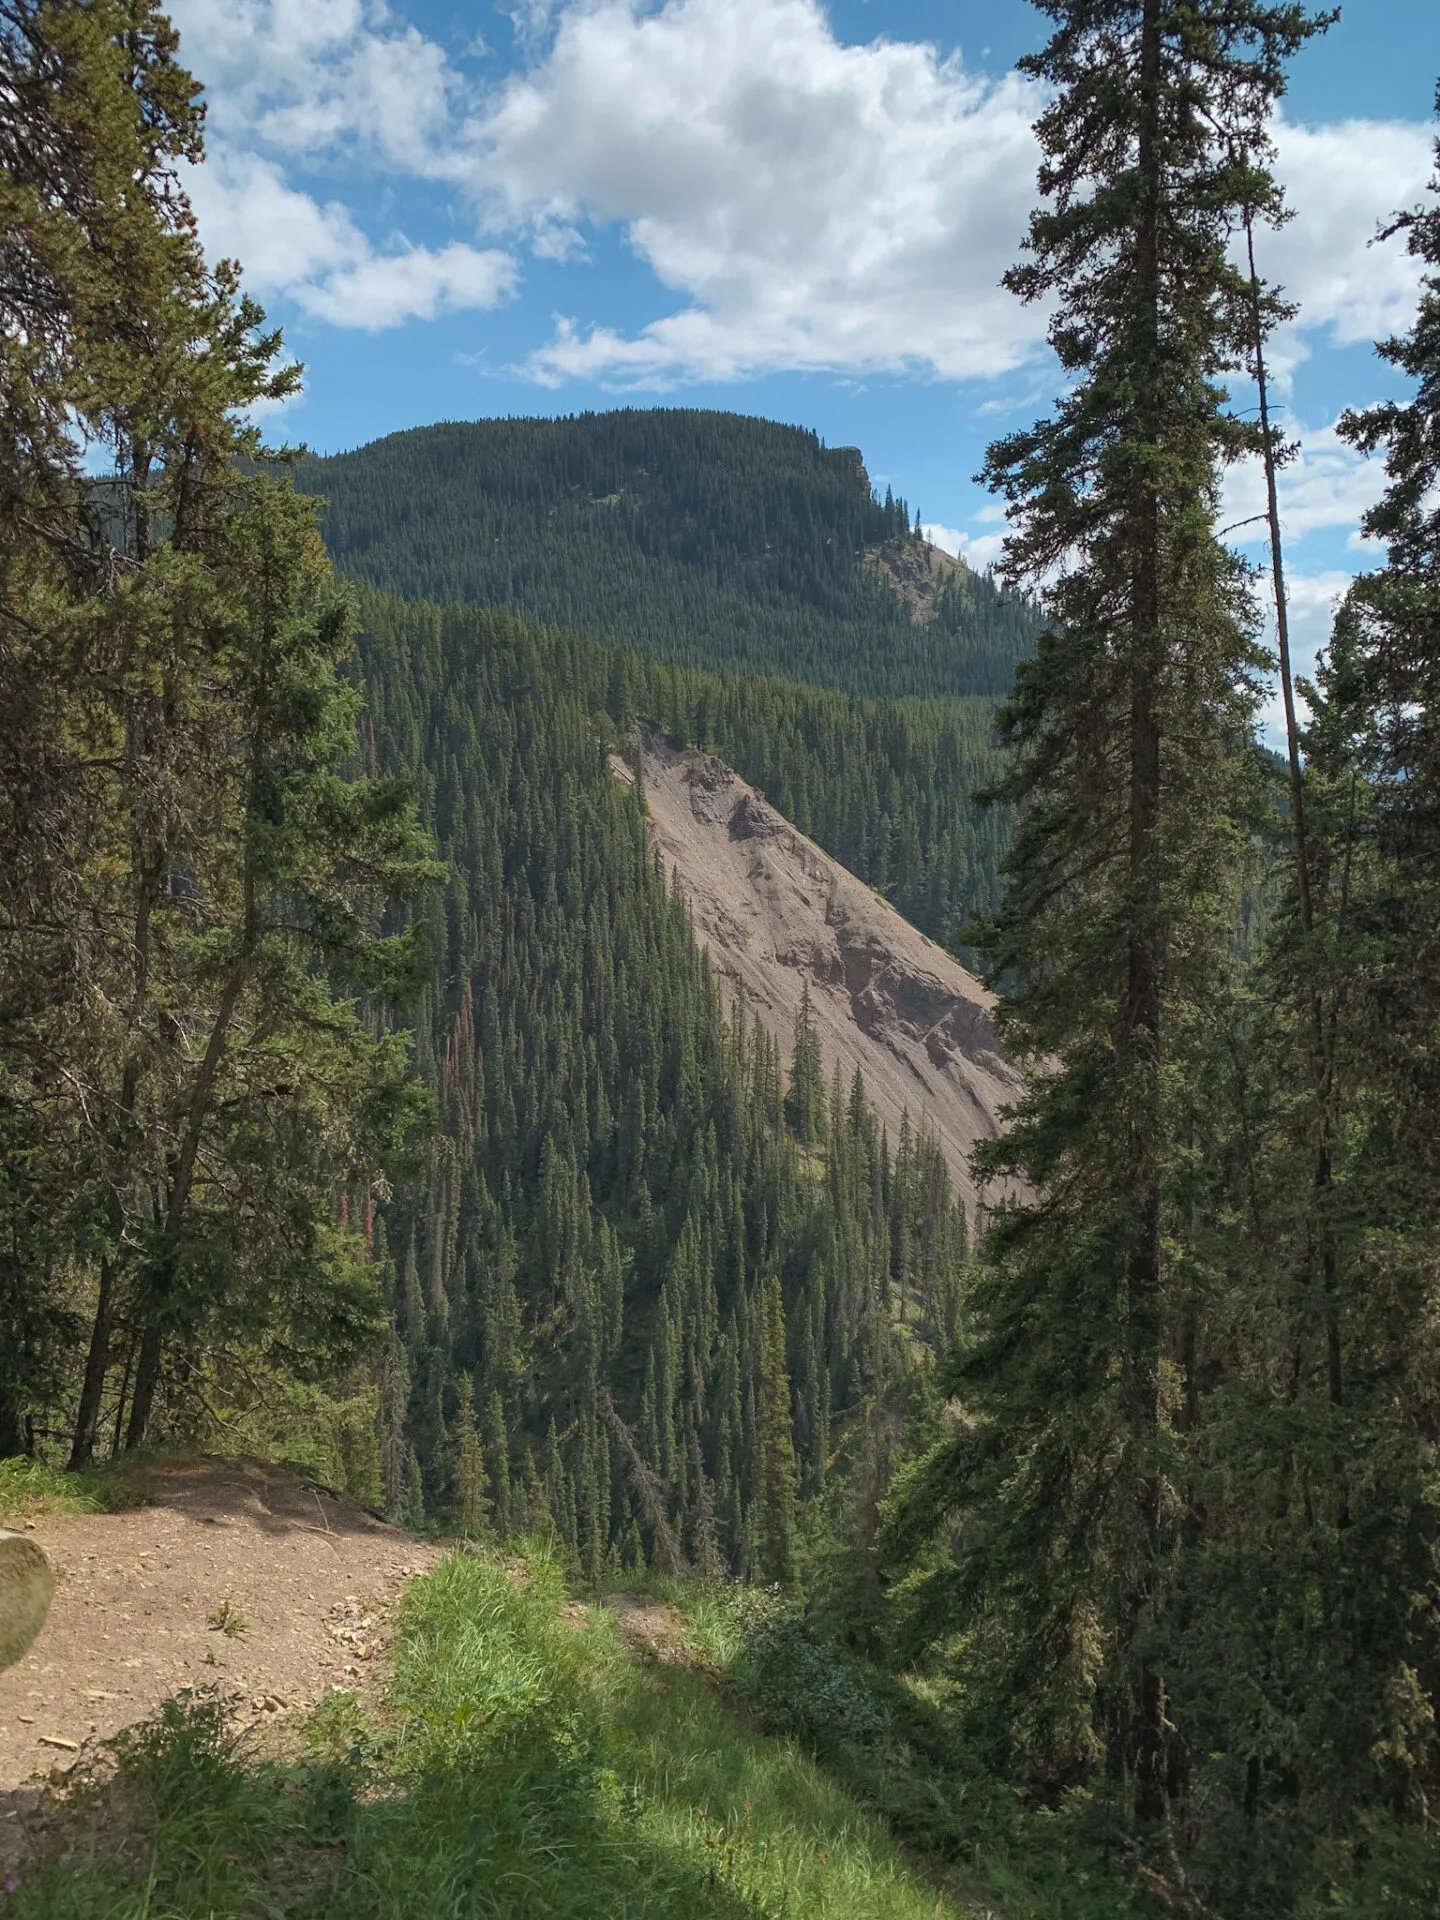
xmin=183 ymin=150 xmax=366 ymax=290
xmin=297 ymin=241 xmax=518 ymax=329
xmin=1264 ymin=116 xmax=1434 ymax=369
xmin=924 ymin=521 xmax=1007 ymax=570
xmin=170 ymin=0 xmax=464 ymax=178
xmin=184 ymin=149 xmax=517 ymax=330
xmin=1222 ymin=419 xmax=1386 ymax=551
xmin=462 ymin=2 xmax=1435 ymax=394
xmin=1254 ymin=569 xmax=1355 ymax=743
xmin=165 ymin=0 xmax=1433 ymax=397
xmin=502 ymin=0 xmax=563 ymax=58
xmin=470 ymin=0 xmax=1046 ymax=385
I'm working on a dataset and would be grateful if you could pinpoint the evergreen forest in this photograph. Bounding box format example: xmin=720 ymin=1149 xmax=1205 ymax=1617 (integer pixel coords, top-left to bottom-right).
xmin=4 ymin=2 xmax=1440 ymax=1916
xmin=291 ymin=412 xmax=1040 ymax=699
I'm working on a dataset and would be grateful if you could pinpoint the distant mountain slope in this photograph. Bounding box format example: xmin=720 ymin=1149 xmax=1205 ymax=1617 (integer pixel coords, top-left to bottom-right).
xmin=621 ymin=732 xmax=1020 ymax=1216
xmin=295 ymin=409 xmax=1037 ymax=699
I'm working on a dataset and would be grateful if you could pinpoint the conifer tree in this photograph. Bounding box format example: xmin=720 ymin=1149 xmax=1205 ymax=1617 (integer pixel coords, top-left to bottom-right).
xmin=785 ymin=981 xmax=826 ymax=1147
xmin=894 ymin=0 xmax=1329 ymax=1826
xmin=0 ymin=0 xmax=434 ymax=1463
xmin=1213 ymin=84 xmax=1440 ymax=1850
xmin=756 ymin=1276 xmax=799 ymax=1584
xmin=483 ymin=1388 xmax=511 ymax=1536
xmin=451 ymin=1374 xmax=488 ymax=1536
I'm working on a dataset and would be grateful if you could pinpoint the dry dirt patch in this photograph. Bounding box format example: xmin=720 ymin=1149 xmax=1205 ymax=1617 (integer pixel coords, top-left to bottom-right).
xmin=0 ymin=1457 xmax=440 ymax=1805
xmin=599 ymin=1591 xmax=693 ymax=1666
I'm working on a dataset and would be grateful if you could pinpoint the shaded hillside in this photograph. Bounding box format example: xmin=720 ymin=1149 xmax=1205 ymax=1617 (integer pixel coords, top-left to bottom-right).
xmin=622 ymin=735 xmax=1019 ymax=1217
xmin=295 ymin=410 xmax=1037 ymax=698
xmin=9 ymin=1547 xmax=1028 ymax=1920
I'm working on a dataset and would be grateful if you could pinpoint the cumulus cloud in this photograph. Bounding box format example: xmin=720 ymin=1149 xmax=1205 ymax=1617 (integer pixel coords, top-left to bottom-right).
xmin=1264 ymin=115 xmax=1434 ymax=370
xmin=462 ymin=0 xmax=1432 ymax=390
xmin=164 ymin=0 xmax=1432 ymax=406
xmin=923 ymin=520 xmax=1008 ymax=570
xmin=170 ymin=0 xmax=464 ymax=178
xmin=1222 ymin=419 xmax=1387 ymax=552
xmin=298 ymin=242 xmax=518 ymax=329
xmin=183 ymin=149 xmax=516 ymax=330
xmin=1254 ymin=569 xmax=1356 ymax=742
xmin=471 ymin=0 xmax=1045 ymax=385
xmin=182 ymin=150 xmax=366 ymax=290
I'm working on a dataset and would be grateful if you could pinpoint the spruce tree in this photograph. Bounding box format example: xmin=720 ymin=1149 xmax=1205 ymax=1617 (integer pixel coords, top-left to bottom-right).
xmin=785 ymin=981 xmax=825 ymax=1147
xmin=0 ymin=0 xmax=434 ymax=1464
xmin=483 ymin=1388 xmax=511 ymax=1536
xmin=897 ymin=0 xmax=1328 ymax=1826
xmin=1214 ymin=85 xmax=1440 ymax=1856
xmin=451 ymin=1374 xmax=489 ymax=1536
xmin=756 ymin=1275 xmax=799 ymax=1584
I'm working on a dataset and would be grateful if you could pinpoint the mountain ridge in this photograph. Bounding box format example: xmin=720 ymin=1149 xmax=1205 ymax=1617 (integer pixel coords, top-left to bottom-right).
xmin=295 ymin=409 xmax=1037 ymax=699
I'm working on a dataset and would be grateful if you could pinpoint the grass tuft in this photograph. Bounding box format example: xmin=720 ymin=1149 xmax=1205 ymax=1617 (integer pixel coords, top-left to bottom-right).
xmin=0 ymin=1456 xmax=152 ymax=1523
xmin=0 ymin=1459 xmax=104 ymax=1522
xmin=206 ymin=1599 xmax=249 ymax=1638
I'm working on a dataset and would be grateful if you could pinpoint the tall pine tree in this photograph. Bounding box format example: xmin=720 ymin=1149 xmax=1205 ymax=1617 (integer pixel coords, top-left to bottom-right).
xmin=892 ymin=0 xmax=1328 ymax=1828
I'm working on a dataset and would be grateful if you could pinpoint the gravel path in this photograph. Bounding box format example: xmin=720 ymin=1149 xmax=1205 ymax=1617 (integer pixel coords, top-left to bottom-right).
xmin=0 ymin=1459 xmax=440 ymax=1798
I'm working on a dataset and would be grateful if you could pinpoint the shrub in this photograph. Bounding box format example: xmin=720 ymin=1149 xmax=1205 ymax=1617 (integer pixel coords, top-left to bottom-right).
xmin=737 ymin=1614 xmax=893 ymax=1748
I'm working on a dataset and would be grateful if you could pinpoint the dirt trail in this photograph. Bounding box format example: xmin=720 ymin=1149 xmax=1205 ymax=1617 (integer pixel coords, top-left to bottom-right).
xmin=619 ymin=733 xmax=1022 ymax=1217
xmin=0 ymin=1460 xmax=440 ymax=1798
xmin=599 ymin=1591 xmax=693 ymax=1665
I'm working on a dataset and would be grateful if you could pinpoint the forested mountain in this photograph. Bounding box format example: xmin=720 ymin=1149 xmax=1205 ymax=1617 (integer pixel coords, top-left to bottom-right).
xmin=9 ymin=4 xmax=1440 ymax=1914
xmin=293 ymin=411 xmax=1038 ymax=698
xmin=354 ymin=591 xmax=971 ymax=1579
xmin=464 ymin=596 xmax=1013 ymax=950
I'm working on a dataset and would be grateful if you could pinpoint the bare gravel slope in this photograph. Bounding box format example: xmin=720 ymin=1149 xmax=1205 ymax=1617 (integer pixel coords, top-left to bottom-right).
xmin=619 ymin=735 xmax=1021 ymax=1218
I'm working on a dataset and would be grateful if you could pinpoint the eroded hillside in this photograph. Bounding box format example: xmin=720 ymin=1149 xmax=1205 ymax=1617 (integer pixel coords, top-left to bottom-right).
xmin=864 ymin=535 xmax=970 ymax=622
xmin=618 ymin=735 xmax=1022 ymax=1219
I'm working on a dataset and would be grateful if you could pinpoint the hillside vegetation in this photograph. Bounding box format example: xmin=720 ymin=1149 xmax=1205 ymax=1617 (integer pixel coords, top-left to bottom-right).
xmin=7 ymin=4 xmax=1440 ymax=1914
xmin=351 ymin=589 xmax=978 ymax=1584
xmin=8 ymin=1546 xmax=1141 ymax=1920
xmin=625 ymin=730 xmax=1020 ymax=1211
xmin=293 ymin=411 xmax=1038 ymax=699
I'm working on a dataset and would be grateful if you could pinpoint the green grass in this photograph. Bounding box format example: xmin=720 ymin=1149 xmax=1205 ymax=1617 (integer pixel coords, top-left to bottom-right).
xmin=647 ymin=1579 xmax=1153 ymax=1920
xmin=7 ymin=1550 xmax=964 ymax=1918
xmin=8 ymin=1555 xmax=1433 ymax=1920
xmin=0 ymin=1458 xmax=124 ymax=1522
xmin=0 ymin=1452 xmax=163 ymax=1523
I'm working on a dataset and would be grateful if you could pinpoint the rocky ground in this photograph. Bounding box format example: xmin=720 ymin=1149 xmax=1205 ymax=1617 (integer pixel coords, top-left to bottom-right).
xmin=0 ymin=1458 xmax=440 ymax=1825
xmin=618 ymin=733 xmax=1022 ymax=1218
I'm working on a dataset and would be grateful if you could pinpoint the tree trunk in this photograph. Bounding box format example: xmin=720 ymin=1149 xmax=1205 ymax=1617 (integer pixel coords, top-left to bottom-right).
xmin=124 ymin=970 xmax=246 ymax=1452
xmin=1127 ymin=0 xmax=1169 ymax=1828
xmin=69 ymin=1255 xmax=118 ymax=1468
xmin=0 ymin=1385 xmax=28 ymax=1461
xmin=1244 ymin=211 xmax=1345 ymax=1414
xmin=124 ymin=1321 xmax=163 ymax=1452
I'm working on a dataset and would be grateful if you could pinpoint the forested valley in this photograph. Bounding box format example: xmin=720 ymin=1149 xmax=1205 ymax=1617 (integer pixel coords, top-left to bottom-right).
xmin=4 ymin=2 xmax=1440 ymax=1916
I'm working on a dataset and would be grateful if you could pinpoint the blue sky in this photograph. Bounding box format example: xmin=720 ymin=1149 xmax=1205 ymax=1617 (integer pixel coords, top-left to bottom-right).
xmin=169 ymin=0 xmax=1439 ymax=713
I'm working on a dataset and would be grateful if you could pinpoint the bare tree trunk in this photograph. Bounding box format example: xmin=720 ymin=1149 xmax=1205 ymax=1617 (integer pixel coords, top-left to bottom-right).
xmin=1129 ymin=0 xmax=1169 ymax=1829
xmin=1244 ymin=210 xmax=1344 ymax=1412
